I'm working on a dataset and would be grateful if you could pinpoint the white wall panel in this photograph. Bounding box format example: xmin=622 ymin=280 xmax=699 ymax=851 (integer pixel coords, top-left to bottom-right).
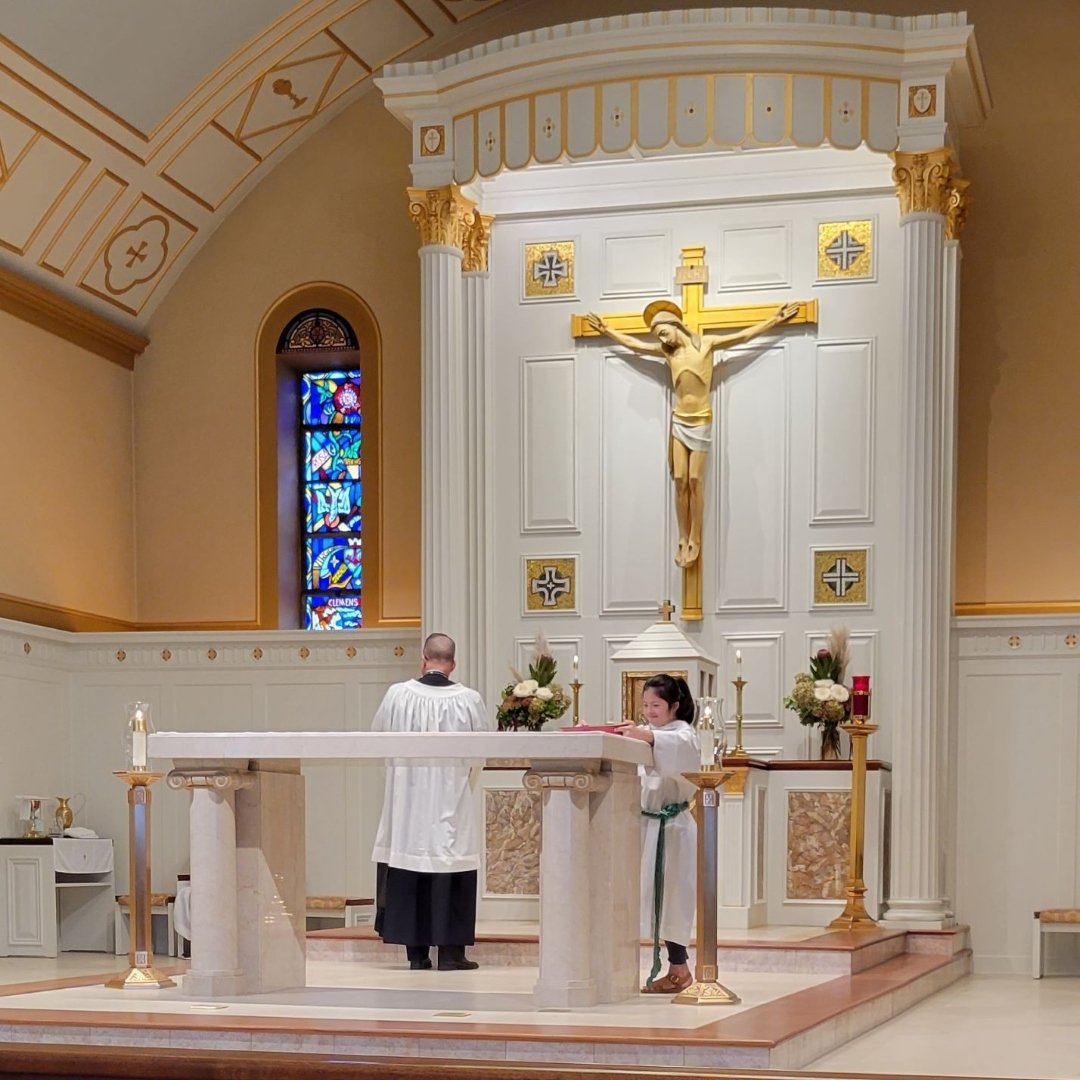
xmin=719 ymin=633 xmax=784 ymax=730
xmin=600 ymin=233 xmax=670 ymax=298
xmin=521 ymin=355 xmax=578 ymax=532
xmin=600 ymin=354 xmax=668 ymax=613
xmin=716 ymin=344 xmax=788 ymax=611
xmin=811 ymin=340 xmax=874 ymax=523
xmin=718 ymin=224 xmax=790 ymax=292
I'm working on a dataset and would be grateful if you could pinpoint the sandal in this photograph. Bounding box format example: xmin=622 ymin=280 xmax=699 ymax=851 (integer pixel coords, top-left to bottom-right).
xmin=641 ymin=971 xmax=693 ymax=994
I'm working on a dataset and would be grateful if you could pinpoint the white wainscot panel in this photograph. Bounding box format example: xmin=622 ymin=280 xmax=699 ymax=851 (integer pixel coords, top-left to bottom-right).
xmin=520 ymin=355 xmax=578 ymax=532
xmin=717 ymin=344 xmax=788 ymax=611
xmin=173 ymin=682 xmax=255 ymax=731
xmin=603 ymin=636 xmax=633 ymax=724
xmin=601 ymin=354 xmax=668 ymax=613
xmin=600 ymin=233 xmax=670 ymax=298
xmin=720 ymin=634 xmax=783 ymax=729
xmin=718 ymin=224 xmax=790 ymax=292
xmin=955 ymin=668 xmax=1077 ymax=973
xmin=811 ymin=340 xmax=875 ymax=523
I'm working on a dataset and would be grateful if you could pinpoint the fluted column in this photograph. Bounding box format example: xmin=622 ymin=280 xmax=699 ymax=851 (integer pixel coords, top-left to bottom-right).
xmin=409 ymin=185 xmax=475 ymax=663
xmin=461 ymin=213 xmax=494 ymax=694
xmin=883 ymin=149 xmax=958 ymax=927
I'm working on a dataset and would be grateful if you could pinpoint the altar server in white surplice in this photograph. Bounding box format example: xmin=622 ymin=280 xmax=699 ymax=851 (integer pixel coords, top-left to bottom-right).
xmin=372 ymin=633 xmax=493 ymax=971
xmin=617 ymin=674 xmax=699 ymax=994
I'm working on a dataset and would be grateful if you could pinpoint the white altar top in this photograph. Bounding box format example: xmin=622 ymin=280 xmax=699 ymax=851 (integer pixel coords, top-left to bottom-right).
xmin=148 ymin=730 xmax=652 ymax=766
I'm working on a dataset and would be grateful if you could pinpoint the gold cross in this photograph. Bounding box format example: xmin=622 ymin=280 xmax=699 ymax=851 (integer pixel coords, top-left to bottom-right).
xmin=658 ymin=599 xmax=676 ymax=622
xmin=571 ymin=245 xmax=817 ymax=340
xmin=125 ymin=241 xmax=148 ymax=268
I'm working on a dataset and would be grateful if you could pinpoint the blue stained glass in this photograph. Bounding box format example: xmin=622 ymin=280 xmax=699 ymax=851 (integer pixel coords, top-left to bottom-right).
xmin=301 ymin=371 xmax=362 ymax=426
xmin=304 ymin=593 xmax=362 ymax=631
xmin=306 ymin=537 xmax=362 ymax=591
xmin=305 ymin=430 xmax=361 ymax=481
xmin=305 ymin=483 xmax=362 ymax=533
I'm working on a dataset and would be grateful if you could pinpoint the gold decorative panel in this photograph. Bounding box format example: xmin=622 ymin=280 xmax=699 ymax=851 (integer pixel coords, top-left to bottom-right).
xmin=907 ymin=84 xmax=937 ymax=118
xmin=524 ymin=556 xmax=576 ymax=613
xmin=817 ymin=220 xmax=873 ymax=281
xmin=524 ymin=241 xmax=575 ymax=300
xmin=813 ymin=547 xmax=869 ymax=607
xmin=786 ymin=790 xmax=850 ymax=900
xmin=484 ymin=789 xmax=540 ymax=896
xmin=620 ymin=670 xmax=688 ymax=726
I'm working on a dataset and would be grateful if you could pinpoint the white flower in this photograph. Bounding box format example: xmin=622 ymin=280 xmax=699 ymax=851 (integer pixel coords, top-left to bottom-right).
xmin=813 ymin=679 xmax=834 ymax=689
xmin=830 ymin=684 xmax=850 ymax=703
xmin=513 ymin=679 xmax=539 ymax=697
xmin=813 ymin=686 xmax=832 ymax=701
xmin=535 ymin=686 xmax=553 ymax=701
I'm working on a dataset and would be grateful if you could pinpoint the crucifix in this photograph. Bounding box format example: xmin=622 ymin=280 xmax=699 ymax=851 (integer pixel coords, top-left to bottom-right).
xmin=571 ymin=246 xmax=817 ymax=621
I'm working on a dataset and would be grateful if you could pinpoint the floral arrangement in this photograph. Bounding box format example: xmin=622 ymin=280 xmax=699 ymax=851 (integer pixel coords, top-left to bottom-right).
xmin=496 ymin=633 xmax=572 ymax=732
xmin=784 ymin=626 xmax=851 ymax=756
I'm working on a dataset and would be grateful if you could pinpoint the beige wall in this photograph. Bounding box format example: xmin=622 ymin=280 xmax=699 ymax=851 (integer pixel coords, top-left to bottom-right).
xmin=136 ymin=94 xmax=421 ymax=625
xmin=0 ymin=310 xmax=135 ymax=625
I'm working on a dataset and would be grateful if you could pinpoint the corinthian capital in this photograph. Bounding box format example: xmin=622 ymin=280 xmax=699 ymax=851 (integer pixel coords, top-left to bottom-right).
xmin=462 ymin=212 xmax=495 ymax=272
xmin=407 ymin=184 xmax=477 ymax=250
xmin=891 ymin=148 xmax=955 ymax=217
xmin=945 ymin=178 xmax=971 ymax=240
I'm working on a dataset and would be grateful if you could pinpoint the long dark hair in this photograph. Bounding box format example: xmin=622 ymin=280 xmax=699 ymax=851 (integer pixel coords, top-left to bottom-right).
xmin=642 ymin=674 xmax=695 ymax=724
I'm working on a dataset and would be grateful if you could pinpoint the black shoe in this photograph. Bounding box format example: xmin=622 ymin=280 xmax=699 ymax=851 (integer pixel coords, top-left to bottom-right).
xmin=437 ymin=957 xmax=479 ymax=970
xmin=410 ymin=958 xmax=433 ymax=970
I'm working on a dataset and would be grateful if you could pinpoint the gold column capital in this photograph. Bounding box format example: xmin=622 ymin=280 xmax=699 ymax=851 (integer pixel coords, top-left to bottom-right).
xmin=406 ymin=184 xmax=477 ymax=250
xmin=891 ymin=148 xmax=955 ymax=217
xmin=945 ymin=177 xmax=972 ymax=241
xmin=462 ymin=212 xmax=495 ymax=272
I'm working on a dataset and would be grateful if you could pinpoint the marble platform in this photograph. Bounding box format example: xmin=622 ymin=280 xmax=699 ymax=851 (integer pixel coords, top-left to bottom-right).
xmin=0 ymin=926 xmax=970 ymax=1069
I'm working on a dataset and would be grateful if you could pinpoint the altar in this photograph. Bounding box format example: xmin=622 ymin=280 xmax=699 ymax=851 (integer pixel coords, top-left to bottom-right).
xmin=150 ymin=730 xmax=649 ymax=1007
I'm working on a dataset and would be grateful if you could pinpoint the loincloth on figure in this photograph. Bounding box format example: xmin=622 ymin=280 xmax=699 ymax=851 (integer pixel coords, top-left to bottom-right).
xmin=668 ymin=416 xmax=712 ymax=476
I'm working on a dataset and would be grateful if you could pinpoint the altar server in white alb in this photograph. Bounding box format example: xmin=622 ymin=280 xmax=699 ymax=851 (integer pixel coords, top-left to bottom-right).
xmin=617 ymin=674 xmax=699 ymax=993
xmin=372 ymin=633 xmax=493 ymax=970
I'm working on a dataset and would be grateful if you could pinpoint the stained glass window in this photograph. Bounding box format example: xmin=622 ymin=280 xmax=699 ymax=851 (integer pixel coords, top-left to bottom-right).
xmin=280 ymin=310 xmax=357 ymax=352
xmin=300 ymin=369 xmax=362 ymax=630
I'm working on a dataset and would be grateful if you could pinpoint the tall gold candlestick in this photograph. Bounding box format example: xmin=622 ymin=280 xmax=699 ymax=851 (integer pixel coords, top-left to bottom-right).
xmin=827 ymin=718 xmax=880 ymax=931
xmin=674 ymin=768 xmax=740 ymax=1005
xmin=106 ymin=771 xmax=175 ymax=989
xmin=570 ymin=678 xmax=583 ymax=726
xmin=729 ymin=676 xmax=748 ymax=758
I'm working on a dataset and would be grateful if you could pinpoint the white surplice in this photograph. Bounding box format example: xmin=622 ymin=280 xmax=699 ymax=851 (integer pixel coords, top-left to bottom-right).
xmin=371 ymin=679 xmax=493 ymax=873
xmin=639 ymin=719 xmax=699 ymax=946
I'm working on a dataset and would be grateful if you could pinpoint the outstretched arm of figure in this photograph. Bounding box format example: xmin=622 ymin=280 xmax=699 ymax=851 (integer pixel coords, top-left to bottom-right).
xmin=707 ymin=302 xmax=799 ymax=364
xmin=584 ymin=312 xmax=665 ymax=358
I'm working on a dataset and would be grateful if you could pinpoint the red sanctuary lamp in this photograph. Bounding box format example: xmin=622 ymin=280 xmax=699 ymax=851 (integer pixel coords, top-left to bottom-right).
xmin=850 ymin=675 xmax=871 ymax=720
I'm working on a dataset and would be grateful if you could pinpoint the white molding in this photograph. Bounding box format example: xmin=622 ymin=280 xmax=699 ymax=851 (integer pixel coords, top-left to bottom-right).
xmin=599 ymin=230 xmax=672 ymax=299
xmin=717 ymin=221 xmax=791 ymax=293
xmin=809 ymin=337 xmax=876 ymax=525
xmin=719 ymin=632 xmax=784 ymax=730
xmin=519 ymin=353 xmax=579 ymax=533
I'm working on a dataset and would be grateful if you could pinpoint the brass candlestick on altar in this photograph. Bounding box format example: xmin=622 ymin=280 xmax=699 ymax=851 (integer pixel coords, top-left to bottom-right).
xmin=570 ymin=679 xmax=583 ymax=726
xmin=828 ymin=676 xmax=879 ymax=932
xmin=729 ymin=676 xmax=748 ymax=759
xmin=106 ymin=771 xmax=175 ymax=988
xmin=675 ymin=767 xmax=739 ymax=1005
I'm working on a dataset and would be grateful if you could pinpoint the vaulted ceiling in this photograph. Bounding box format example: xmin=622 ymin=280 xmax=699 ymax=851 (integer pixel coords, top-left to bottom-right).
xmin=0 ymin=0 xmax=507 ymax=336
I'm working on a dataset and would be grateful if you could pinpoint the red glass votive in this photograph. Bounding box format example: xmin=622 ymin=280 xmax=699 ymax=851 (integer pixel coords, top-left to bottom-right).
xmin=850 ymin=675 xmax=871 ymax=719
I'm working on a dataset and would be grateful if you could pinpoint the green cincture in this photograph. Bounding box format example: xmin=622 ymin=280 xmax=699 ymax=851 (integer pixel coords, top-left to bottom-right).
xmin=641 ymin=800 xmax=690 ymax=988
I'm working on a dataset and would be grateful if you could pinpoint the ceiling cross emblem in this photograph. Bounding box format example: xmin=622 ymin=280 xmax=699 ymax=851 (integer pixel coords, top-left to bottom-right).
xmin=125 ymin=242 xmax=148 ymax=268
xmin=821 ymin=557 xmax=861 ymax=598
xmin=533 ymin=249 xmax=569 ymax=288
xmin=272 ymin=78 xmax=307 ymax=111
xmin=530 ymin=565 xmax=572 ymax=607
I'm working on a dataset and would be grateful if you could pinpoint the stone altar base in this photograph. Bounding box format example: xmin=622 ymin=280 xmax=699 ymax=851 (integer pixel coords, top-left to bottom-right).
xmin=0 ymin=927 xmax=969 ymax=1070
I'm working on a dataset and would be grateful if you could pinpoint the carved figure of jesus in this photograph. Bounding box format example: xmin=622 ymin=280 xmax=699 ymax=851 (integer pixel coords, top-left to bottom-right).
xmin=584 ymin=300 xmax=798 ymax=569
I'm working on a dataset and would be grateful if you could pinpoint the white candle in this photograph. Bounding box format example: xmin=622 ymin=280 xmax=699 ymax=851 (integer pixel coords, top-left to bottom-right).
xmin=700 ymin=725 xmax=715 ymax=767
xmin=573 ymin=654 xmax=579 ymax=676
xmin=132 ymin=729 xmax=147 ymax=769
xmin=736 ymin=649 xmax=742 ymax=668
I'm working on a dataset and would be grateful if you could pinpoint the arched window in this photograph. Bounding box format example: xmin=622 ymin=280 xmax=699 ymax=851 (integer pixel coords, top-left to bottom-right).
xmin=257 ymin=287 xmax=381 ymax=629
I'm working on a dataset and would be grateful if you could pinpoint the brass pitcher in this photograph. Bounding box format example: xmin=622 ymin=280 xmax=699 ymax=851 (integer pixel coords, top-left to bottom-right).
xmin=54 ymin=796 xmax=74 ymax=833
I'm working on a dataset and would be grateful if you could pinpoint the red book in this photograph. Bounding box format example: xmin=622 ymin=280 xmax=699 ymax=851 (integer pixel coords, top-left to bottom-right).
xmin=560 ymin=723 xmax=626 ymax=733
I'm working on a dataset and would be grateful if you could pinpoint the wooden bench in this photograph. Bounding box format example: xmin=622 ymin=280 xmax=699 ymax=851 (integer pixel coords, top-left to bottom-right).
xmin=114 ymin=893 xmax=176 ymax=956
xmin=1033 ymin=908 xmax=1080 ymax=977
